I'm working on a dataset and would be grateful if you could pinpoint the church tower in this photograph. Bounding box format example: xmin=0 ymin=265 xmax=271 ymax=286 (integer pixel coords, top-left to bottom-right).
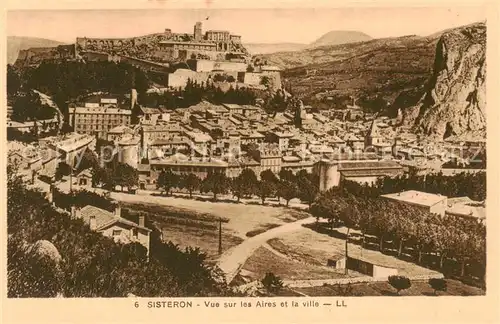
xmin=194 ymin=22 xmax=203 ymax=41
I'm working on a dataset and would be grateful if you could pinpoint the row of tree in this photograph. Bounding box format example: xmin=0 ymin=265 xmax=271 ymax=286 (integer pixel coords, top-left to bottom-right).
xmin=340 ymin=171 xmax=487 ymax=202
xmin=7 ymin=166 xmax=238 ymax=297
xmin=156 ymin=168 xmax=319 ymax=206
xmin=311 ymin=187 xmax=486 ymax=281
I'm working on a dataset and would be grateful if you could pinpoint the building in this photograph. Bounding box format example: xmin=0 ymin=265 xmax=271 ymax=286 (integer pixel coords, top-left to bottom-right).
xmin=141 ymin=124 xmax=184 ymax=149
xmin=76 ymin=21 xmax=249 ymax=63
xmin=316 ymin=154 xmax=403 ymax=191
xmin=107 ymin=125 xmax=135 ymax=142
xmin=381 ymin=190 xmax=448 ymax=217
xmin=69 ymin=106 xmax=132 ymax=139
xmin=149 ymin=154 xmax=228 ymax=181
xmin=75 ymin=204 xmax=152 ymax=256
xmin=266 ymin=130 xmax=294 ymax=152
xmin=45 ymin=133 xmax=96 ymax=167
xmin=445 ymin=197 xmax=486 ymax=223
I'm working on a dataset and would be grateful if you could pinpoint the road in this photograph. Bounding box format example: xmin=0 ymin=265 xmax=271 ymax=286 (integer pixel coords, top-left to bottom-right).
xmin=216 ymin=216 xmax=317 ymax=284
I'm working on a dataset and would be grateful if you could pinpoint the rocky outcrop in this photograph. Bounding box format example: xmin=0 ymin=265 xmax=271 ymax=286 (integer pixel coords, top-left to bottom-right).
xmin=14 ymin=44 xmax=75 ymax=67
xmin=404 ymin=22 xmax=486 ymax=139
xmin=27 ymin=240 xmax=63 ymax=264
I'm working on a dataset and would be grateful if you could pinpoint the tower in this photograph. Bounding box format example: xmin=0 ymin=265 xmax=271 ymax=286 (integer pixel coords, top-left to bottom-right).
xmin=194 ymin=22 xmax=203 ymax=41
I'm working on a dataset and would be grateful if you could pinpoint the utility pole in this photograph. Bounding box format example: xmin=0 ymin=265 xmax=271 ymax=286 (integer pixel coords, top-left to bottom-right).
xmin=218 ymin=217 xmax=222 ymax=255
xmin=69 ymin=163 xmax=73 ymax=193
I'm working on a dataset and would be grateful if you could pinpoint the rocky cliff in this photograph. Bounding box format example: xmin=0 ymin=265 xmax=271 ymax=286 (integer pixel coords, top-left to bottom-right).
xmin=403 ymin=22 xmax=486 ymax=139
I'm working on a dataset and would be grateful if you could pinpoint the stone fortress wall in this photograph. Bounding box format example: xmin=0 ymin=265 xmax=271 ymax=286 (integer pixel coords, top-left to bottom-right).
xmin=76 ymin=22 xmax=249 ymax=63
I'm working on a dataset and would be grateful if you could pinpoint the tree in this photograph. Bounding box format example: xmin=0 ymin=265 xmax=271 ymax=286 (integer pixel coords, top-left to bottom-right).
xmin=246 ymin=65 xmax=254 ymax=72
xmin=428 ymin=278 xmax=447 ymax=296
xmin=261 ymin=272 xmax=283 ymax=294
xmin=55 ymin=162 xmax=71 ymax=181
xmin=201 ymin=172 xmax=230 ymax=201
xmin=231 ymin=169 xmax=258 ymax=202
xmin=388 ymin=275 xmax=411 ymax=295
xmin=279 ymin=169 xmax=295 ymax=182
xmin=296 ymin=173 xmax=319 ymax=207
xmin=7 ymin=64 xmax=21 ymax=96
xmin=257 ymin=180 xmax=276 ymax=205
xmin=74 ymin=148 xmax=98 ymax=173
xmin=339 ymin=197 xmax=360 ymax=275
xmin=157 ymin=169 xmax=179 ymax=196
xmin=277 ymin=180 xmax=298 ymax=206
xmin=260 ymin=76 xmax=271 ymax=88
xmin=113 ymin=162 xmax=138 ymax=190
xmin=180 ymin=173 xmax=201 ymax=198
xmin=260 ymin=169 xmax=279 ymax=184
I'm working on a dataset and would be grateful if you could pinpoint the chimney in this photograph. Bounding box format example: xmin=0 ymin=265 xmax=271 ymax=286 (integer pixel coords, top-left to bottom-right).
xmin=114 ymin=204 xmax=121 ymax=218
xmin=138 ymin=215 xmax=145 ymax=228
xmin=89 ymin=216 xmax=97 ymax=230
xmin=70 ymin=206 xmax=76 ymax=219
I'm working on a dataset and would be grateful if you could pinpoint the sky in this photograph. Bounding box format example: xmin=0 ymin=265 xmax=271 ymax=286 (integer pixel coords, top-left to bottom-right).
xmin=7 ymin=6 xmax=488 ymax=44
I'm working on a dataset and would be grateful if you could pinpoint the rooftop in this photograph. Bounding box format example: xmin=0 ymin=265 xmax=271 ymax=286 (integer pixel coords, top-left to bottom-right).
xmin=381 ymin=190 xmax=447 ymax=208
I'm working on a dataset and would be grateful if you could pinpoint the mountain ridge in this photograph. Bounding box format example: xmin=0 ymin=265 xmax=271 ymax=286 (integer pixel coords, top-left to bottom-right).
xmin=7 ymin=36 xmax=66 ymax=64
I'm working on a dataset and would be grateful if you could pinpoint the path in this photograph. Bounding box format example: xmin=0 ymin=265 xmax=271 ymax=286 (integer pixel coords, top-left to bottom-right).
xmin=216 ymin=216 xmax=317 ymax=284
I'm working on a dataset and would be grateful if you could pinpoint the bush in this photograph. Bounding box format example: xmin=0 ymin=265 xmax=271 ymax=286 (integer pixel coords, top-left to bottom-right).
xmin=388 ymin=275 xmax=411 ymax=295
xmin=428 ymin=278 xmax=447 ymax=296
xmin=261 ymin=272 xmax=284 ymax=294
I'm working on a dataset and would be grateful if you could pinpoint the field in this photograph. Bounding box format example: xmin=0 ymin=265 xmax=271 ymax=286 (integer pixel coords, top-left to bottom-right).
xmin=113 ymin=193 xmax=310 ymax=238
xmin=118 ymin=196 xmax=310 ymax=260
xmin=240 ymin=246 xmax=350 ymax=282
xmin=294 ymin=279 xmax=485 ymax=296
xmin=268 ymin=224 xmax=441 ymax=278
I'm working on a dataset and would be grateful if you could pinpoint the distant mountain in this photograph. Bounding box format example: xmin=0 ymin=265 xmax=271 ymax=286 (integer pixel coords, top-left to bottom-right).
xmin=7 ymin=36 xmax=66 ymax=64
xmin=244 ymin=43 xmax=306 ymax=55
xmin=307 ymin=30 xmax=372 ymax=49
xmin=246 ymin=30 xmax=372 ymax=55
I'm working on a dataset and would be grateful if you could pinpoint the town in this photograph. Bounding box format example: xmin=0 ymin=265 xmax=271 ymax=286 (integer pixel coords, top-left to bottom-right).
xmin=7 ymin=17 xmax=486 ymax=298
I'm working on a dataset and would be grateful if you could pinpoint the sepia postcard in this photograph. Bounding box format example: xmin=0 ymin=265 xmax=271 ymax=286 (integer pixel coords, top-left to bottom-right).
xmin=1 ymin=0 xmax=499 ymax=323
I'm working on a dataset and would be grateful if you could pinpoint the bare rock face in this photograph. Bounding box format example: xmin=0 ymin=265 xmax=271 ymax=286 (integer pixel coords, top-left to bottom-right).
xmin=404 ymin=22 xmax=486 ymax=139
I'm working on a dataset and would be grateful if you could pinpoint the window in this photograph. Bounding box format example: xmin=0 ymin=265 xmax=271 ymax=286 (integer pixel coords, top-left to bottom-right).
xmin=113 ymin=230 xmax=122 ymax=236
xmin=132 ymin=229 xmax=138 ymax=238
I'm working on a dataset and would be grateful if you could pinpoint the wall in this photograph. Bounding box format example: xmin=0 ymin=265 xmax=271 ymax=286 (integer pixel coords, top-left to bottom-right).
xmin=430 ymin=198 xmax=448 ymax=217
xmin=342 ymin=175 xmax=379 ymax=186
xmin=117 ymin=144 xmax=140 ymax=169
xmin=213 ymin=61 xmax=247 ymax=72
xmin=100 ymin=224 xmax=150 ymax=255
xmin=318 ymin=162 xmax=340 ymax=191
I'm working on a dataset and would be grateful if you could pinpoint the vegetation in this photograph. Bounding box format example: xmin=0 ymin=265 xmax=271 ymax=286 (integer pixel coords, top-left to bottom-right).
xmin=11 ymin=91 xmax=57 ymax=122
xmin=15 ymin=61 xmax=150 ymax=117
xmin=92 ymin=157 xmax=138 ymax=190
xmin=231 ymin=169 xmax=258 ymax=202
xmin=428 ymin=278 xmax=448 ymax=296
xmin=140 ymin=79 xmax=257 ymax=109
xmin=388 ymin=275 xmax=412 ymax=295
xmin=7 ymin=166 xmax=238 ymax=297
xmin=261 ymin=272 xmax=284 ymax=294
xmin=311 ymin=184 xmax=486 ymax=283
xmin=201 ymin=172 xmax=231 ymax=201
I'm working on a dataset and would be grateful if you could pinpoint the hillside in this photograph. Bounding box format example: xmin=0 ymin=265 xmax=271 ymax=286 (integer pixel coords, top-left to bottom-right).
xmin=403 ymin=22 xmax=486 ymax=139
xmin=270 ymin=35 xmax=439 ymax=109
xmin=307 ymin=30 xmax=372 ymax=49
xmin=7 ymin=36 xmax=66 ymax=65
xmin=245 ymin=43 xmax=306 ymax=55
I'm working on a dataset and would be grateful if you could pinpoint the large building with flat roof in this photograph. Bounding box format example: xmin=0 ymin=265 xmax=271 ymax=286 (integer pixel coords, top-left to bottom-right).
xmin=381 ymin=190 xmax=448 ymax=216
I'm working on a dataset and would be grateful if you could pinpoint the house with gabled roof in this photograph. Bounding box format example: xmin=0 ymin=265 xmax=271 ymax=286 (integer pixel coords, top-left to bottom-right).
xmin=74 ymin=204 xmax=152 ymax=257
